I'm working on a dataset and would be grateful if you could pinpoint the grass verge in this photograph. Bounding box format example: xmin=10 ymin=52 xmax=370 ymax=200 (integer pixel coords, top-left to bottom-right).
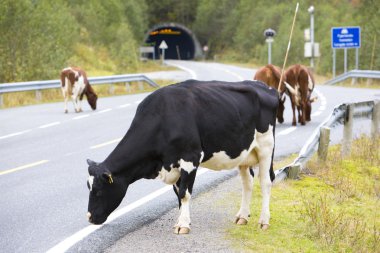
xmin=228 ymin=135 xmax=379 ymax=253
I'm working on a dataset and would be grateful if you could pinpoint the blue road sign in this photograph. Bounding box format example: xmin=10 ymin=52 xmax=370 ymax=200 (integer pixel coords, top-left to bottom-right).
xmin=331 ymin=27 xmax=361 ymax=48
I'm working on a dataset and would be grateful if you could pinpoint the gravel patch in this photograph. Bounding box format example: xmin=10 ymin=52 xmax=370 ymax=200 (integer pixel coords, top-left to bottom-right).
xmin=105 ymin=175 xmax=243 ymax=253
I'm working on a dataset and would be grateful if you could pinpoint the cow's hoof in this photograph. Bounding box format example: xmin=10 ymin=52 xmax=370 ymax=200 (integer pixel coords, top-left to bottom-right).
xmin=64 ymin=110 xmax=68 ymax=114
xmin=259 ymin=224 xmax=270 ymax=230
xmin=235 ymin=217 xmax=248 ymax=225
xmin=173 ymin=226 xmax=190 ymax=234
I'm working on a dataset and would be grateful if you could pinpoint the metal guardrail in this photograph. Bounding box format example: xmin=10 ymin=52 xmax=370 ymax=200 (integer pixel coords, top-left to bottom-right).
xmin=0 ymin=74 xmax=158 ymax=94
xmin=323 ymin=70 xmax=380 ymax=86
xmin=274 ymin=99 xmax=380 ymax=182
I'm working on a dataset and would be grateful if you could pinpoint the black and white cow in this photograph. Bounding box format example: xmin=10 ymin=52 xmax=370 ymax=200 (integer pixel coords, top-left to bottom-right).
xmin=86 ymin=80 xmax=279 ymax=234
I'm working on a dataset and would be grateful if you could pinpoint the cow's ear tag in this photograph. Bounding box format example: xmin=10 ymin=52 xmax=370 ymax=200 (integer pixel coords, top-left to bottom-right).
xmin=102 ymin=172 xmax=113 ymax=184
xmin=108 ymin=175 xmax=113 ymax=184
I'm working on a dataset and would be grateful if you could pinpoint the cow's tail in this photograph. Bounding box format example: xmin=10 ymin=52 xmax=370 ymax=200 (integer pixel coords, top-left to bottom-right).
xmin=248 ymin=166 xmax=275 ymax=182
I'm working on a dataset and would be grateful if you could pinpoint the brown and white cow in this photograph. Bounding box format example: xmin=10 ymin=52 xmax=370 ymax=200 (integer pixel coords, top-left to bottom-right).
xmin=284 ymin=64 xmax=317 ymax=126
xmin=60 ymin=67 xmax=98 ymax=113
xmin=254 ymin=64 xmax=288 ymax=124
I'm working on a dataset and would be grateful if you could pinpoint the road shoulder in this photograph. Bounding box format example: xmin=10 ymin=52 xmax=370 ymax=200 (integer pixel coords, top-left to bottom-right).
xmin=106 ymin=175 xmax=243 ymax=253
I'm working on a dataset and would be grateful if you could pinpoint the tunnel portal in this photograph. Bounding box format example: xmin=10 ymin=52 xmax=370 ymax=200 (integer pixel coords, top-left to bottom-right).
xmin=144 ymin=23 xmax=202 ymax=60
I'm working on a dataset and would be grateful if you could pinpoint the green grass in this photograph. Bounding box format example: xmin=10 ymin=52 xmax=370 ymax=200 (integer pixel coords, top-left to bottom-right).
xmin=228 ymin=135 xmax=380 ymax=253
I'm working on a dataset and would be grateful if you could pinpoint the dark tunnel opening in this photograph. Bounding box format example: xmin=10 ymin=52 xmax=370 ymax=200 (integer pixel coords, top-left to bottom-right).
xmin=144 ymin=24 xmax=201 ymax=60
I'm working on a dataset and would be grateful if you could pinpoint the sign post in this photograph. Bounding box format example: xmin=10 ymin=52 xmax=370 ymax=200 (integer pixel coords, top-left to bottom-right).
xmin=264 ymin=28 xmax=276 ymax=64
xmin=331 ymin=26 xmax=361 ymax=77
xmin=159 ymin=40 xmax=168 ymax=65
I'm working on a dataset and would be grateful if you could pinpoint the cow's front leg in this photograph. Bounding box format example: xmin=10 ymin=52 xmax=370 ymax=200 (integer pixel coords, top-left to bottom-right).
xmin=72 ymin=96 xmax=80 ymax=113
xmin=235 ymin=165 xmax=253 ymax=225
xmin=173 ymin=167 xmax=197 ymax=234
xmin=291 ymin=99 xmax=297 ymax=126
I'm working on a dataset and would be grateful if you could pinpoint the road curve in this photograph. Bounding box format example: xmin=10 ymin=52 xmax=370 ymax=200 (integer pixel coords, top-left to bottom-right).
xmin=0 ymin=60 xmax=378 ymax=253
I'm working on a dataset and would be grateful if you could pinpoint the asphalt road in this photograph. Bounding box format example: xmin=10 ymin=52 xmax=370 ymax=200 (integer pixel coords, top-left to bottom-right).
xmin=0 ymin=60 xmax=378 ymax=253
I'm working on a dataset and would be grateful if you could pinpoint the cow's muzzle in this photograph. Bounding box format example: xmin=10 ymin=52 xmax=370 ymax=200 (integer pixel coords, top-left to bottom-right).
xmin=87 ymin=212 xmax=92 ymax=223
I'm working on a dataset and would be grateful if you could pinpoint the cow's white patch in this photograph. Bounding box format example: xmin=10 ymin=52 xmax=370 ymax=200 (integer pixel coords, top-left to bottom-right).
xmin=175 ymin=190 xmax=191 ymax=229
xmin=88 ymin=176 xmax=94 ymax=191
xmin=179 ymin=159 xmax=196 ymax=173
xmin=156 ymin=166 xmax=180 ymax=185
xmin=200 ymin=127 xmax=273 ymax=171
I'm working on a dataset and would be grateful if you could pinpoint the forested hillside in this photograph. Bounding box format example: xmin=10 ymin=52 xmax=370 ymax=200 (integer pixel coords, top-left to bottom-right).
xmin=0 ymin=0 xmax=378 ymax=82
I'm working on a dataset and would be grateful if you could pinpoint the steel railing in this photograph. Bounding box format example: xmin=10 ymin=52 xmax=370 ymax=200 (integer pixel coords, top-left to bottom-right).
xmin=0 ymin=74 xmax=158 ymax=107
xmin=0 ymin=74 xmax=158 ymax=94
xmin=274 ymin=99 xmax=380 ymax=182
xmin=324 ymin=70 xmax=380 ymax=86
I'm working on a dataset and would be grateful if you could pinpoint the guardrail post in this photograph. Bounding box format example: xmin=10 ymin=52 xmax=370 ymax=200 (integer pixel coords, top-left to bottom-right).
xmin=371 ymin=101 xmax=380 ymax=138
xmin=0 ymin=94 xmax=3 ymax=108
xmin=36 ymin=89 xmax=42 ymax=101
xmin=287 ymin=163 xmax=301 ymax=179
xmin=138 ymin=81 xmax=144 ymax=91
xmin=318 ymin=126 xmax=330 ymax=162
xmin=125 ymin=82 xmax=131 ymax=93
xmin=109 ymin=84 xmax=115 ymax=95
xmin=342 ymin=104 xmax=354 ymax=157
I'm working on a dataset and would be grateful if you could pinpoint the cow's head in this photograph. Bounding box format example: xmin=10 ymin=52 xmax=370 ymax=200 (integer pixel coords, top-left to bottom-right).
xmin=86 ymin=159 xmax=127 ymax=224
xmin=87 ymin=92 xmax=98 ymax=110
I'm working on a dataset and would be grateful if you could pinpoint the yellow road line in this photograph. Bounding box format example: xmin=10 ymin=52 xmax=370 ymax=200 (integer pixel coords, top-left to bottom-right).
xmin=0 ymin=160 xmax=49 ymax=176
xmin=90 ymin=138 xmax=122 ymax=149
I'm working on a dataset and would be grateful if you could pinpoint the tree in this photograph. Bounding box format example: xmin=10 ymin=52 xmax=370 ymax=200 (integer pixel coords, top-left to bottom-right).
xmin=0 ymin=0 xmax=79 ymax=82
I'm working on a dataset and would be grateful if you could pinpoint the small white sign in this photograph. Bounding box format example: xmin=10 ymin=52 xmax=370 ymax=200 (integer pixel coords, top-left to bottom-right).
xmin=159 ymin=40 xmax=168 ymax=49
xmin=304 ymin=42 xmax=320 ymax=58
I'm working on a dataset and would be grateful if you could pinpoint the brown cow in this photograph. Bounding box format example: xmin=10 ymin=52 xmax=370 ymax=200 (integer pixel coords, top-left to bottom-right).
xmin=284 ymin=64 xmax=317 ymax=126
xmin=60 ymin=67 xmax=98 ymax=113
xmin=254 ymin=64 xmax=288 ymax=123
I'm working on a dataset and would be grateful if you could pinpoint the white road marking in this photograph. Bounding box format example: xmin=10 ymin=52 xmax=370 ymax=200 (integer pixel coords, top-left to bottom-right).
xmin=166 ymin=62 xmax=197 ymax=79
xmin=223 ymin=69 xmax=244 ymax=81
xmin=72 ymin=114 xmax=90 ymax=120
xmin=134 ymin=100 xmax=142 ymax=104
xmin=277 ymin=127 xmax=297 ymax=136
xmin=210 ymin=65 xmax=245 ymax=81
xmin=38 ymin=122 xmax=61 ymax=129
xmin=311 ymin=111 xmax=322 ymax=117
xmin=0 ymin=160 xmax=49 ymax=176
xmin=90 ymin=138 xmax=122 ymax=149
xmin=46 ymin=168 xmax=208 ymax=253
xmin=118 ymin=103 xmax=131 ymax=108
xmin=0 ymin=130 xmax=32 ymax=140
xmin=311 ymin=88 xmax=327 ymax=118
xmin=96 ymin=108 xmax=112 ymax=114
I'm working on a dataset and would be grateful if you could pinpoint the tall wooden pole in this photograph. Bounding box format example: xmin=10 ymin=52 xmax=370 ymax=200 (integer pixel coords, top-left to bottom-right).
xmin=278 ymin=2 xmax=299 ymax=93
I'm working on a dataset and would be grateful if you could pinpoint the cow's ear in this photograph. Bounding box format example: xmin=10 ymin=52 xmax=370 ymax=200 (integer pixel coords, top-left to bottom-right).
xmin=87 ymin=159 xmax=98 ymax=166
xmin=102 ymin=172 xmax=114 ymax=184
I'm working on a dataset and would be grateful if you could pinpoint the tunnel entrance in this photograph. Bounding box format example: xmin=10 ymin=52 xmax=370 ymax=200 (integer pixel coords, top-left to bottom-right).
xmin=144 ymin=23 xmax=202 ymax=60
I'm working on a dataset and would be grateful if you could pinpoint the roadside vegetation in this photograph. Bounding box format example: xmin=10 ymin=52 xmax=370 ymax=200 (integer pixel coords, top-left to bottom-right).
xmin=228 ymin=135 xmax=380 ymax=252
xmin=1 ymin=0 xmax=379 ymax=84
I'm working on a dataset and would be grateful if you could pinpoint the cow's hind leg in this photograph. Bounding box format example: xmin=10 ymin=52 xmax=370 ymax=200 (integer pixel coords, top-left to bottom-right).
xmin=235 ymin=165 xmax=253 ymax=225
xmin=257 ymin=130 xmax=275 ymax=230
xmin=174 ymin=165 xmax=197 ymax=234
